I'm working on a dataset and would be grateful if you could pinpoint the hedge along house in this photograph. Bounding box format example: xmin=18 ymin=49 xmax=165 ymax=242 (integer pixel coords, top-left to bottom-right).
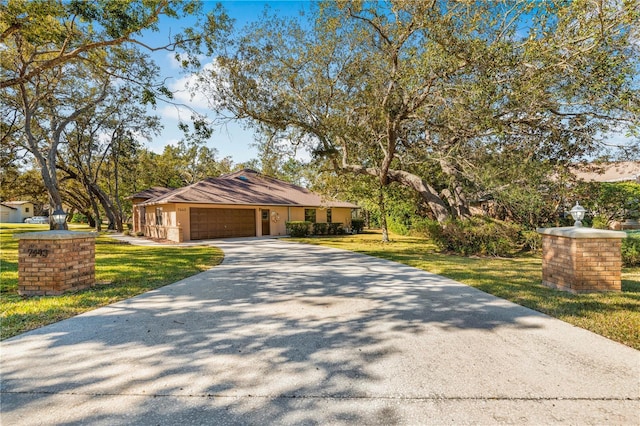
xmin=130 ymin=169 xmax=359 ymax=242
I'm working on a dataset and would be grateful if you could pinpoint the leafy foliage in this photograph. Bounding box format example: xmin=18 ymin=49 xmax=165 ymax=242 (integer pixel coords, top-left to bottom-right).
xmin=286 ymin=221 xmax=311 ymax=237
xmin=576 ymin=181 xmax=640 ymax=224
xmin=313 ymin=222 xmax=328 ymax=235
xmin=623 ymin=233 xmax=640 ymax=267
xmin=421 ymin=217 xmax=526 ymax=257
xmin=0 ymin=0 xmax=231 ymax=229
xmin=327 ymin=223 xmax=345 ymax=235
xmin=350 ymin=219 xmax=365 ymax=234
xmin=198 ymin=0 xmax=640 ymax=241
xmin=287 ymin=221 xmax=346 ymax=237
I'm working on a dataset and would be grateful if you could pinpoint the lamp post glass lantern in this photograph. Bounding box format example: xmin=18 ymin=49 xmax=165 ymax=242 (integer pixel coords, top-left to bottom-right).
xmin=52 ymin=209 xmax=67 ymax=227
xmin=569 ymin=202 xmax=586 ymax=227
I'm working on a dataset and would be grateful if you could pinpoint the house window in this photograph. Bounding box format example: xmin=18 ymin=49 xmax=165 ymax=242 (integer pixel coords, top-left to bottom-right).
xmin=305 ymin=208 xmax=316 ymax=223
xmin=155 ymin=208 xmax=163 ymax=226
xmin=25 ymin=207 xmax=30 ymax=213
xmin=326 ymin=208 xmax=332 ymax=223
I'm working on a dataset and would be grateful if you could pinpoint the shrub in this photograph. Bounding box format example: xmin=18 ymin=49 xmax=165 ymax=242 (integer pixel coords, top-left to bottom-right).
xmin=313 ymin=222 xmax=328 ymax=235
xmin=519 ymin=229 xmax=542 ymax=252
xmin=286 ymin=221 xmax=311 ymax=237
xmin=622 ymin=235 xmax=640 ymax=267
xmin=592 ymin=215 xmax=609 ymax=230
xmin=71 ymin=213 xmax=88 ymax=223
xmin=351 ymin=219 xmax=365 ymax=234
xmin=422 ymin=217 xmax=522 ymax=257
xmin=388 ymin=217 xmax=410 ymax=235
xmin=328 ymin=223 xmax=344 ymax=235
xmin=410 ymin=217 xmax=440 ymax=236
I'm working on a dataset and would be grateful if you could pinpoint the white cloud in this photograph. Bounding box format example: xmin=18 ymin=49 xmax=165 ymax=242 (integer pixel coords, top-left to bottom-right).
xmin=148 ymin=59 xmax=260 ymax=163
xmin=159 ymin=104 xmax=193 ymax=122
xmin=148 ymin=137 xmax=181 ymax=154
xmin=165 ymin=71 xmax=211 ymax=111
xmin=165 ymin=52 xmax=184 ymax=70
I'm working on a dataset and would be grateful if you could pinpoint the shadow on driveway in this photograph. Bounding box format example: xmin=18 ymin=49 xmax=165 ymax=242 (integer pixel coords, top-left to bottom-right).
xmin=1 ymin=240 xmax=638 ymax=425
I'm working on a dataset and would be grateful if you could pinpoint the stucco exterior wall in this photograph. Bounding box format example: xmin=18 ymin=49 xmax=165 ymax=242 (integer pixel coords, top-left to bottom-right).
xmin=140 ymin=204 xmax=182 ymax=242
xmin=287 ymin=207 xmax=305 ymax=222
xmin=262 ymin=206 xmax=288 ymax=237
xmin=284 ymin=207 xmax=352 ymax=227
xmin=329 ymin=208 xmax=353 ymax=228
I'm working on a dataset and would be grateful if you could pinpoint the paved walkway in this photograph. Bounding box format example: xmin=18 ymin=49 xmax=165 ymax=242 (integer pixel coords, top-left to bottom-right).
xmin=1 ymin=238 xmax=638 ymax=425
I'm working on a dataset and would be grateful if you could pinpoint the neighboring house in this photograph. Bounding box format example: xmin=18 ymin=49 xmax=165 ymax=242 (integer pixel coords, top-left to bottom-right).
xmin=571 ymin=161 xmax=640 ymax=183
xmin=469 ymin=161 xmax=640 ymax=218
xmin=0 ymin=201 xmax=34 ymax=223
xmin=570 ymin=162 xmax=640 ymax=230
xmin=131 ymin=169 xmax=359 ymax=242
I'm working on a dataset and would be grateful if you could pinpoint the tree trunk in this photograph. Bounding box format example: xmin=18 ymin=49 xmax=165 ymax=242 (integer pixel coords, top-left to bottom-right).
xmin=86 ymin=214 xmax=96 ymax=228
xmin=88 ymin=189 xmax=102 ymax=231
xmin=38 ymin=160 xmax=68 ymax=230
xmin=28 ymin=135 xmax=67 ymax=230
xmin=341 ymin=163 xmax=452 ymax=223
xmin=439 ymin=156 xmax=471 ymax=220
xmin=58 ymin=165 xmax=123 ymax=231
xmin=378 ymin=186 xmax=389 ymax=243
xmin=441 ymin=185 xmax=471 ymax=220
xmin=87 ymin=181 xmax=122 ymax=231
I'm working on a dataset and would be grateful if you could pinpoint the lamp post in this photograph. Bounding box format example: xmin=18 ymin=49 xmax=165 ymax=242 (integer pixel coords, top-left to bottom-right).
xmin=569 ymin=202 xmax=586 ymax=227
xmin=52 ymin=209 xmax=68 ymax=228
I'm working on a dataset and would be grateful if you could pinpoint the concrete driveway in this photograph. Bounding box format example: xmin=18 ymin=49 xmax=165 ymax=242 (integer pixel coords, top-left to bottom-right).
xmin=1 ymin=239 xmax=638 ymax=425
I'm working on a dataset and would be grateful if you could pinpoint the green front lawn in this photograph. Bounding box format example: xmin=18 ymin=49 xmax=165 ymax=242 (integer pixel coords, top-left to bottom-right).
xmin=290 ymin=231 xmax=640 ymax=350
xmin=0 ymin=224 xmax=224 ymax=340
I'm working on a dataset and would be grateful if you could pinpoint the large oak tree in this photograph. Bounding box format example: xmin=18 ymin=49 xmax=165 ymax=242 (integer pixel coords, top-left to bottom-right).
xmin=197 ymin=0 xmax=639 ymax=239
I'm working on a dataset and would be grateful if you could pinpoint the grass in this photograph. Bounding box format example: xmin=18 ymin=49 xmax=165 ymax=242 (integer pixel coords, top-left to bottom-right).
xmin=0 ymin=224 xmax=224 ymax=340
xmin=290 ymin=231 xmax=640 ymax=350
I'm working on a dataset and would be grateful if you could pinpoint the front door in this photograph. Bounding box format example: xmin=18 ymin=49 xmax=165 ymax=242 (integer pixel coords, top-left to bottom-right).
xmin=262 ymin=209 xmax=270 ymax=236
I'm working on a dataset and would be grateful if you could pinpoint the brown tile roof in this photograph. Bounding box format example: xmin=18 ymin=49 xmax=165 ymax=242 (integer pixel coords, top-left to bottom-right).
xmin=572 ymin=162 xmax=640 ymax=183
xmin=129 ymin=187 xmax=174 ymax=200
xmin=137 ymin=169 xmax=359 ymax=208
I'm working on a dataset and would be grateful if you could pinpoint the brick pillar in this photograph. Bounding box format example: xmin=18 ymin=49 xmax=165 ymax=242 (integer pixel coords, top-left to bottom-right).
xmin=14 ymin=231 xmax=98 ymax=296
xmin=537 ymin=227 xmax=627 ymax=293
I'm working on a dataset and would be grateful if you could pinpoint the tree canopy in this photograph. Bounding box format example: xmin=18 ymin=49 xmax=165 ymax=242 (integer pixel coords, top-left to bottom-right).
xmin=0 ymin=0 xmax=230 ymax=228
xmin=196 ymin=0 xmax=639 ymax=238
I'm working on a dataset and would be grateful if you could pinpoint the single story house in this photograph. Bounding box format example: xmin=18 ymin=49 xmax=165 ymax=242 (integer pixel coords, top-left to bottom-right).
xmin=0 ymin=201 xmax=34 ymax=223
xmin=131 ymin=169 xmax=359 ymax=242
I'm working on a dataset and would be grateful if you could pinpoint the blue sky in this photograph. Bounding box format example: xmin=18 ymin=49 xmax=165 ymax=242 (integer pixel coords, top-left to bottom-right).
xmin=142 ymin=1 xmax=310 ymax=164
xmin=141 ymin=1 xmax=636 ymax=163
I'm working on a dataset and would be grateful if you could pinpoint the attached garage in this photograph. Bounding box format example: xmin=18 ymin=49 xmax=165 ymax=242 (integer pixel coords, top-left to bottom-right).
xmin=190 ymin=208 xmax=256 ymax=240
